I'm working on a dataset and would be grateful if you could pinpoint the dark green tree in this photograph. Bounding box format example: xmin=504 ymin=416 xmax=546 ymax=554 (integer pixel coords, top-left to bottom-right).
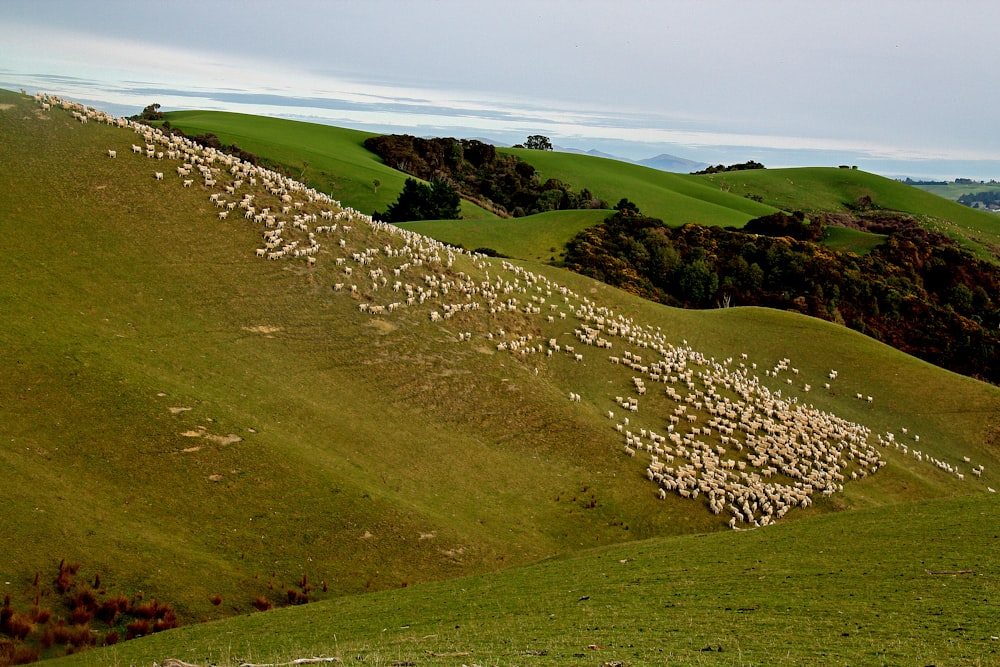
xmin=137 ymin=103 xmax=163 ymax=121
xmin=523 ymin=135 xmax=553 ymax=151
xmin=383 ymin=177 xmax=461 ymax=222
xmin=427 ymin=177 xmax=462 ymax=220
xmin=614 ymin=198 xmax=640 ymax=216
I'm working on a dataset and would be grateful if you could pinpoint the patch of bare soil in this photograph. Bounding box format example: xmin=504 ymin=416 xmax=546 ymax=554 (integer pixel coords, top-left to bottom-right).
xmin=203 ymin=433 xmax=243 ymax=446
xmin=367 ymin=318 xmax=397 ymax=334
xmin=243 ymin=325 xmax=283 ymax=335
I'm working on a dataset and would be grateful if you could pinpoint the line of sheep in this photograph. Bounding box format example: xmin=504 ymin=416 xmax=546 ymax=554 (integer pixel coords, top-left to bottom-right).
xmin=42 ymin=91 xmax=995 ymax=529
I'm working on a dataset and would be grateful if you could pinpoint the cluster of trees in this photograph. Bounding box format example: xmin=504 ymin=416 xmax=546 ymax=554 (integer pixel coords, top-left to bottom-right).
xmin=364 ymin=134 xmax=608 ymax=219
xmin=133 ymin=103 xmax=164 ymax=121
xmin=513 ymin=135 xmax=554 ymax=150
xmin=692 ymin=160 xmax=766 ymax=175
xmin=376 ymin=177 xmax=461 ymax=223
xmin=957 ymin=191 xmax=1000 ymax=210
xmin=564 ymin=208 xmax=1000 ymax=383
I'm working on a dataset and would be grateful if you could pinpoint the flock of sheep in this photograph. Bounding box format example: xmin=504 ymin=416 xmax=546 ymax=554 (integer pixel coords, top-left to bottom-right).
xmin=34 ymin=91 xmax=995 ymax=529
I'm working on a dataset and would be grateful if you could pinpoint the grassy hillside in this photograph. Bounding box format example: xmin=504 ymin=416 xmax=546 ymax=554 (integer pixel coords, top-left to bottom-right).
xmin=821 ymin=225 xmax=888 ymax=254
xmin=501 ymin=147 xmax=778 ymax=227
xmin=3 ymin=88 xmax=999 ymax=665
xmin=46 ymin=491 xmax=1000 ymax=667
xmin=699 ymin=167 xmax=1000 ymax=260
xmin=157 ymin=110 xmax=498 ymax=221
xmin=151 ymin=113 xmax=1000 ymax=266
xmin=399 ymin=209 xmax=609 ymax=262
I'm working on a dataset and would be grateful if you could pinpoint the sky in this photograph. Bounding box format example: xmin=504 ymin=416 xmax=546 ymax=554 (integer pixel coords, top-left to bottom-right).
xmin=2 ymin=0 xmax=999 ymax=180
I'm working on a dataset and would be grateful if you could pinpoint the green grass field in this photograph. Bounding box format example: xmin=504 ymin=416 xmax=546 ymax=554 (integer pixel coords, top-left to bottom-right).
xmin=914 ymin=181 xmax=1000 ymax=201
xmin=45 ymin=491 xmax=1000 ymax=667
xmin=3 ymin=88 xmax=1000 ymax=666
xmin=501 ymin=147 xmax=778 ymax=227
xmin=822 ymin=225 xmax=888 ymax=254
xmin=399 ymin=209 xmax=610 ymax=262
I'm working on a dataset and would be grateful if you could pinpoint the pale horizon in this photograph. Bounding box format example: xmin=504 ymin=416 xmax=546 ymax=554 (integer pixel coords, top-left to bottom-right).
xmin=3 ymin=0 xmax=999 ymax=180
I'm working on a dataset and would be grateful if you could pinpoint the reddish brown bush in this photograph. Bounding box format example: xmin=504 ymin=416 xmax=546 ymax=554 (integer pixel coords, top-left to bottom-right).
xmin=286 ymin=589 xmax=309 ymax=605
xmin=125 ymin=619 xmax=150 ymax=640
xmin=103 ymin=631 xmax=119 ymax=646
xmin=38 ymin=628 xmax=53 ymax=650
xmin=69 ymin=605 xmax=93 ymax=626
xmin=251 ymin=597 xmax=272 ymax=612
xmin=48 ymin=619 xmax=71 ymax=646
xmin=0 ymin=640 xmax=40 ymax=666
xmin=209 ymin=594 xmax=223 ymax=606
xmin=67 ymin=624 xmax=95 ymax=648
xmin=131 ymin=600 xmax=161 ymax=620
xmin=72 ymin=588 xmax=97 ymax=610
xmin=1 ymin=613 xmax=33 ymax=641
xmin=95 ymin=595 xmax=128 ymax=624
xmin=152 ymin=609 xmax=178 ymax=633
xmin=53 ymin=560 xmax=80 ymax=595
xmin=0 ymin=606 xmax=13 ymax=632
xmin=27 ymin=607 xmax=51 ymax=625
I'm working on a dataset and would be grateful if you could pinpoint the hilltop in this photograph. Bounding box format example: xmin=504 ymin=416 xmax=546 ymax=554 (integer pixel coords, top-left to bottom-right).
xmin=1 ymin=89 xmax=998 ymax=666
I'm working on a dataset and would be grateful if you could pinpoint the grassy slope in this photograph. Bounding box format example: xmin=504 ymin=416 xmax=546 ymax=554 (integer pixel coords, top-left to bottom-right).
xmin=501 ymin=147 xmax=778 ymax=227
xmin=700 ymin=167 xmax=1000 ymax=259
xmin=158 ymin=110 xmax=498 ymax=221
xmin=399 ymin=209 xmax=610 ymax=262
xmin=3 ymin=89 xmax=1000 ymax=664
xmin=51 ymin=492 xmax=1000 ymax=667
xmin=7 ymin=92 xmax=728 ymax=623
xmin=822 ymin=225 xmax=888 ymax=254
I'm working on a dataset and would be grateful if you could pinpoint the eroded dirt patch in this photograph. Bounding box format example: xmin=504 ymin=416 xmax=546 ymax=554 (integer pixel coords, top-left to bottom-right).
xmin=203 ymin=433 xmax=243 ymax=446
xmin=242 ymin=325 xmax=283 ymax=335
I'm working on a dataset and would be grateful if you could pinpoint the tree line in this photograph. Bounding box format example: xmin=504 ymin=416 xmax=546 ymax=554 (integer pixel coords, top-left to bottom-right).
xmin=364 ymin=134 xmax=608 ymax=221
xmin=564 ymin=208 xmax=1000 ymax=384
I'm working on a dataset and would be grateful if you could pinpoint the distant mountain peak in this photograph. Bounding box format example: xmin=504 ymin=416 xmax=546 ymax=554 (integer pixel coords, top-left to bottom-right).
xmin=637 ymin=153 xmax=709 ymax=173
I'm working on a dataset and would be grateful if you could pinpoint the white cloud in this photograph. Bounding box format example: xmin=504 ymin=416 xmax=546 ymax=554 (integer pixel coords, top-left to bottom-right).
xmin=2 ymin=3 xmax=1000 ymax=178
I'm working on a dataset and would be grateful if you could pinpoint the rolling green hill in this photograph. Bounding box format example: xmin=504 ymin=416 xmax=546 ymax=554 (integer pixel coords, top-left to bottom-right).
xmin=699 ymin=167 xmax=1000 ymax=260
xmin=500 ymin=147 xmax=778 ymax=226
xmin=157 ymin=110 xmax=498 ymax=221
xmin=155 ymin=112 xmax=1000 ymax=266
xmin=2 ymin=88 xmax=999 ymax=666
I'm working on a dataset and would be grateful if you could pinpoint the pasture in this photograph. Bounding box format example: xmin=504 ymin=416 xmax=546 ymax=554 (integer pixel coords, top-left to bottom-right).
xmin=158 ymin=110 xmax=497 ymax=221
xmin=500 ymin=147 xmax=777 ymax=227
xmin=914 ymin=180 xmax=1000 ymax=201
xmin=46 ymin=492 xmax=1000 ymax=667
xmin=399 ymin=209 xmax=609 ymax=262
xmin=700 ymin=167 xmax=1000 ymax=261
xmin=2 ymin=87 xmax=998 ymax=666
